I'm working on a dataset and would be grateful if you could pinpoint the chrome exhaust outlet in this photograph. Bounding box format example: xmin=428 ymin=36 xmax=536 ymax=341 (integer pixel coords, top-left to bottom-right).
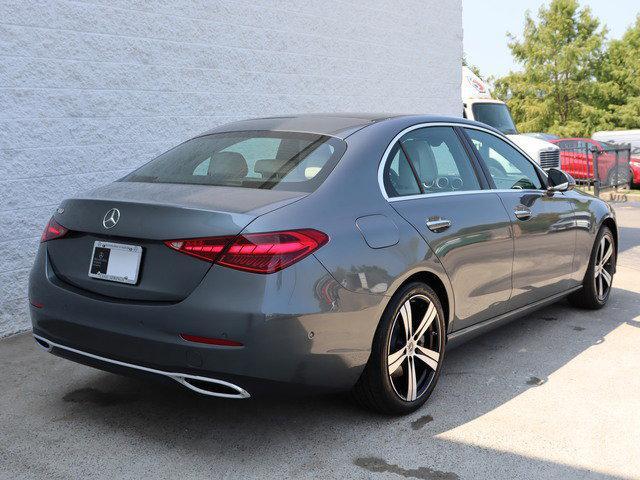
xmin=173 ymin=374 xmax=250 ymax=399
xmin=32 ymin=334 xmax=250 ymax=399
xmin=34 ymin=336 xmax=53 ymax=352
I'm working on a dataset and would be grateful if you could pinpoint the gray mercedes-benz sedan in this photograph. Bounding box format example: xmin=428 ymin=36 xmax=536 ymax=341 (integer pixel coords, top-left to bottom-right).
xmin=29 ymin=114 xmax=617 ymax=414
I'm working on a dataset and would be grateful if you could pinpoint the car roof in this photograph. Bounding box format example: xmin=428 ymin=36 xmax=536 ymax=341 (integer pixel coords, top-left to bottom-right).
xmin=203 ymin=113 xmax=500 ymax=140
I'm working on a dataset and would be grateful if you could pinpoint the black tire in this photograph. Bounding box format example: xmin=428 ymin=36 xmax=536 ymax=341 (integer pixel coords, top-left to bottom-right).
xmin=351 ymin=282 xmax=446 ymax=415
xmin=568 ymin=226 xmax=616 ymax=309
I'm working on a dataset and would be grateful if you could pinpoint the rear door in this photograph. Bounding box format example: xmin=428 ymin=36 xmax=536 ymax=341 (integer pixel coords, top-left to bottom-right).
xmin=383 ymin=125 xmax=514 ymax=331
xmin=463 ymin=127 xmax=578 ymax=309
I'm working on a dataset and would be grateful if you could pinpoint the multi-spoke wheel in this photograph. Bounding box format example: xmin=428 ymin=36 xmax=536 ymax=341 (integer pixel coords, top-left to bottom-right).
xmin=569 ymin=226 xmax=616 ymax=309
xmin=387 ymin=295 xmax=441 ymax=402
xmin=352 ymin=282 xmax=446 ymax=414
xmin=594 ymin=234 xmax=614 ymax=300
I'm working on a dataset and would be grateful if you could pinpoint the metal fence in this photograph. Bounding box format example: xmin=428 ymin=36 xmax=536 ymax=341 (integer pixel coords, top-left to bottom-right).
xmin=556 ymin=144 xmax=632 ymax=196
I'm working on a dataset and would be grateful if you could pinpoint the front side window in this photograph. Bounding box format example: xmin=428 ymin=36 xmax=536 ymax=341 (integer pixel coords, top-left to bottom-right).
xmin=465 ymin=128 xmax=543 ymax=190
xmin=122 ymin=131 xmax=345 ymax=192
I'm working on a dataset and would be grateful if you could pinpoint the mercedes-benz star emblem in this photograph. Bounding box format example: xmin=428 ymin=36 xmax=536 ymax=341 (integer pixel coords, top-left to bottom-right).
xmin=102 ymin=208 xmax=120 ymax=229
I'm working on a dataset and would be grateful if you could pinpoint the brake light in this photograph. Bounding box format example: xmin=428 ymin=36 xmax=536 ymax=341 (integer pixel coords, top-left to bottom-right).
xmin=40 ymin=217 xmax=68 ymax=242
xmin=165 ymin=229 xmax=328 ymax=274
xmin=164 ymin=236 xmax=233 ymax=263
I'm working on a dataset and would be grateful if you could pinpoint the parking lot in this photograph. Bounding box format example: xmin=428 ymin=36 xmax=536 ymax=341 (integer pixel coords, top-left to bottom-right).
xmin=1 ymin=202 xmax=639 ymax=480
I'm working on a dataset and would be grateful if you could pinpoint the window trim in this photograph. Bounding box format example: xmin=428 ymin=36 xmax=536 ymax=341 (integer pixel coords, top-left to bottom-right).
xmin=377 ymin=122 xmax=549 ymax=202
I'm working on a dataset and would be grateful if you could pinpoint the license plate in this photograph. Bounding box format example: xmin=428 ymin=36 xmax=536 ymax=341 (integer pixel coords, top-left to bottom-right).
xmin=88 ymin=241 xmax=142 ymax=285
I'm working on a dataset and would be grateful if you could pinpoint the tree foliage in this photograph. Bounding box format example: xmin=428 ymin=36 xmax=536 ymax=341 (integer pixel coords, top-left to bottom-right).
xmin=492 ymin=0 xmax=640 ymax=137
xmin=597 ymin=15 xmax=640 ymax=129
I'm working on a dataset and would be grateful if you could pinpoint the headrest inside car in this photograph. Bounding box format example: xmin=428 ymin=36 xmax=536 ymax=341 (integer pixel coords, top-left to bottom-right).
xmin=254 ymin=159 xmax=289 ymax=179
xmin=208 ymin=151 xmax=248 ymax=179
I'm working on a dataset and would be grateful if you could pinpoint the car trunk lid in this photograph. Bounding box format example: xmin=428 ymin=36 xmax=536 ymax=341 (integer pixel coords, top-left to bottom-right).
xmin=46 ymin=182 xmax=306 ymax=302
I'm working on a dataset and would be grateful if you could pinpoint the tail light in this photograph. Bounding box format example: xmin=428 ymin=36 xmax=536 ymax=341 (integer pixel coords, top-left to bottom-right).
xmin=41 ymin=217 xmax=68 ymax=242
xmin=165 ymin=229 xmax=328 ymax=274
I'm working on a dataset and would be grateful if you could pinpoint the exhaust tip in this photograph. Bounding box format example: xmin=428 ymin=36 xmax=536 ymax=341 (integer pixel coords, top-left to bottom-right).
xmin=176 ymin=375 xmax=250 ymax=399
xmin=31 ymin=333 xmax=250 ymax=399
xmin=34 ymin=336 xmax=52 ymax=352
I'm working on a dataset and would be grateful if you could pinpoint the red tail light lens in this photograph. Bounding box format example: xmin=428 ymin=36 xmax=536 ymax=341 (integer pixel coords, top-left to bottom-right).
xmin=164 ymin=236 xmax=233 ymax=262
xmin=218 ymin=229 xmax=329 ymax=273
xmin=165 ymin=229 xmax=328 ymax=274
xmin=41 ymin=217 xmax=68 ymax=242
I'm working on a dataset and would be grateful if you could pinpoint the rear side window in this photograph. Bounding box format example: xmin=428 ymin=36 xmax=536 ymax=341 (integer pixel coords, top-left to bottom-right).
xmin=383 ymin=145 xmax=422 ymax=197
xmin=382 ymin=126 xmax=480 ymax=197
xmin=122 ymin=131 xmax=346 ymax=192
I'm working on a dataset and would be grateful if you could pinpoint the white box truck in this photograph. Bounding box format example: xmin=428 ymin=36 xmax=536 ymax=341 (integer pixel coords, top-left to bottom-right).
xmin=462 ymin=67 xmax=560 ymax=170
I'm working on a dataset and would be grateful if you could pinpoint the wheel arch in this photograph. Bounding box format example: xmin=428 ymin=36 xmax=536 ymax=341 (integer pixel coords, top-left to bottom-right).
xmin=600 ymin=215 xmax=618 ymax=273
xmin=391 ymin=270 xmax=453 ymax=333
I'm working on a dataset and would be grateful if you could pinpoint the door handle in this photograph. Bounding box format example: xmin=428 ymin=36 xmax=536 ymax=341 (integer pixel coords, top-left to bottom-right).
xmin=513 ymin=205 xmax=532 ymax=220
xmin=426 ymin=217 xmax=452 ymax=232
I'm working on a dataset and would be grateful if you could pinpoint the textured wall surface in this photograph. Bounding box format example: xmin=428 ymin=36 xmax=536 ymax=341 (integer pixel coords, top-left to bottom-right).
xmin=0 ymin=0 xmax=463 ymax=336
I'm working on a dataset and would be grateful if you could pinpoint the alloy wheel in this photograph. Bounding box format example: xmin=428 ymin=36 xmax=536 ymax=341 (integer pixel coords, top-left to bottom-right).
xmin=387 ymin=294 xmax=442 ymax=401
xmin=594 ymin=234 xmax=614 ymax=300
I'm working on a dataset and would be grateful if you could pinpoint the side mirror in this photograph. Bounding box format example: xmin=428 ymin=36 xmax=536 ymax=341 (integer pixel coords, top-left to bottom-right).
xmin=547 ymin=168 xmax=575 ymax=192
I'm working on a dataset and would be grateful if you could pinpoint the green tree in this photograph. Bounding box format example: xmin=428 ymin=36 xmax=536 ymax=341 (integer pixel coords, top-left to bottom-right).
xmin=493 ymin=0 xmax=607 ymax=136
xmin=597 ymin=15 xmax=640 ymax=130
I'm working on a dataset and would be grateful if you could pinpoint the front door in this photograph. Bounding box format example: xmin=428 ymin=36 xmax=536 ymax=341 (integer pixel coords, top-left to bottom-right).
xmin=383 ymin=126 xmax=514 ymax=331
xmin=464 ymin=128 xmax=578 ymax=308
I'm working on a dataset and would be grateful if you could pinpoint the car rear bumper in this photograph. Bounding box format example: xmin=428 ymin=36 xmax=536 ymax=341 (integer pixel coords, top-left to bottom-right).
xmin=29 ymin=246 xmax=386 ymax=397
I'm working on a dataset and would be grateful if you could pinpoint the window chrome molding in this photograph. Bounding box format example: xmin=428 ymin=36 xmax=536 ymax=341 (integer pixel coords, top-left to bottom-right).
xmin=386 ymin=188 xmax=546 ymax=202
xmin=377 ymin=122 xmax=549 ymax=203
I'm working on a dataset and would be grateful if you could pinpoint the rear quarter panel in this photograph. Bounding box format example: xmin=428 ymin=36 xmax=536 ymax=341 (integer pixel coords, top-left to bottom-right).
xmin=243 ymin=120 xmax=455 ymax=332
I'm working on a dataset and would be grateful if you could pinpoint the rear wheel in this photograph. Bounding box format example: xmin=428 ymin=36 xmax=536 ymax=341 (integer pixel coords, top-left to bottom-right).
xmin=352 ymin=282 xmax=446 ymax=415
xmin=568 ymin=227 xmax=615 ymax=309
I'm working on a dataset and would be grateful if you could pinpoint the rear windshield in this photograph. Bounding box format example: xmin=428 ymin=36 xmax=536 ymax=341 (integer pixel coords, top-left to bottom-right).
xmin=122 ymin=131 xmax=346 ymax=192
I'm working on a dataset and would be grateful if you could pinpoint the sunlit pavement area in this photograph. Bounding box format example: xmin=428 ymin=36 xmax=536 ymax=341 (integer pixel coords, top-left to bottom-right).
xmin=1 ymin=203 xmax=639 ymax=480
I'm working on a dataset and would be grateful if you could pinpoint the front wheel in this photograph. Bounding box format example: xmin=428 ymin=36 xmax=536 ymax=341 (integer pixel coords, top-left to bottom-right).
xmin=568 ymin=227 xmax=616 ymax=309
xmin=351 ymin=282 xmax=446 ymax=415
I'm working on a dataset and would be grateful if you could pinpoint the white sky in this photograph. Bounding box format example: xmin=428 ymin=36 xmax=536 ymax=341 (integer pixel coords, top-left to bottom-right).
xmin=463 ymin=0 xmax=640 ymax=78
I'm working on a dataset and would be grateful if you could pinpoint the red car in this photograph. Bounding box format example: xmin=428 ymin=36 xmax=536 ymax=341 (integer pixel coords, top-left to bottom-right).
xmin=631 ymin=156 xmax=640 ymax=187
xmin=552 ymin=138 xmax=634 ymax=186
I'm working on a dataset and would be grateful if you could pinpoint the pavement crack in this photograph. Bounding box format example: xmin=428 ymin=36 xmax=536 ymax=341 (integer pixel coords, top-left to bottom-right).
xmin=354 ymin=457 xmax=458 ymax=479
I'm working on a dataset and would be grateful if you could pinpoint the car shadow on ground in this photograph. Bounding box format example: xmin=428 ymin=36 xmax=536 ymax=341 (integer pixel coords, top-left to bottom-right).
xmin=34 ymin=286 xmax=639 ymax=479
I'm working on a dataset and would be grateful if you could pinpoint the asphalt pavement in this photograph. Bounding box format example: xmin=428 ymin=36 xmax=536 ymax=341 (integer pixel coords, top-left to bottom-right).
xmin=1 ymin=202 xmax=639 ymax=480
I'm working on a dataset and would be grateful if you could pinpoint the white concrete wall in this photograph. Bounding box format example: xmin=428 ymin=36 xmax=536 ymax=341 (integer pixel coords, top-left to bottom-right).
xmin=0 ymin=0 xmax=463 ymax=336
